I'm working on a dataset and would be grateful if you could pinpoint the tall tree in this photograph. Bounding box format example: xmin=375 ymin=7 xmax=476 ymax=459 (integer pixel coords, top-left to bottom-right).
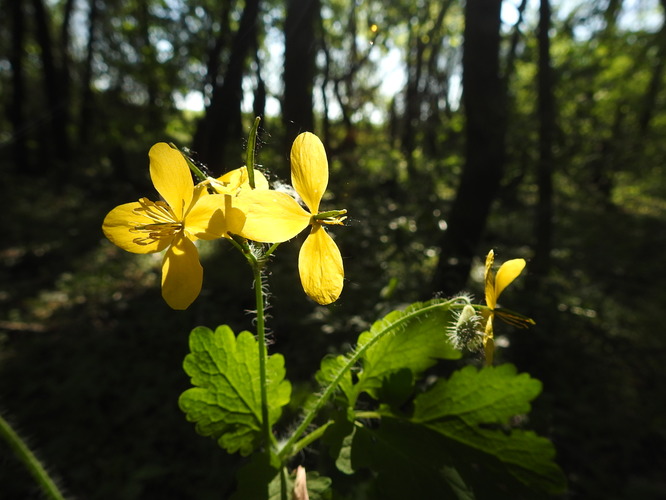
xmin=79 ymin=0 xmax=99 ymax=146
xmin=31 ymin=0 xmax=71 ymax=164
xmin=7 ymin=0 xmax=28 ymax=173
xmin=193 ymin=0 xmax=261 ymax=172
xmin=283 ymin=0 xmax=320 ymax=146
xmin=431 ymin=0 xmax=506 ymax=295
xmin=532 ymin=0 xmax=555 ymax=279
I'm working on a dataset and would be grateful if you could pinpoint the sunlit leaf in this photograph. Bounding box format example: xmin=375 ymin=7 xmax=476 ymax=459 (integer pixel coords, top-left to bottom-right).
xmin=354 ymin=299 xmax=462 ymax=398
xmin=179 ymin=325 xmax=291 ymax=456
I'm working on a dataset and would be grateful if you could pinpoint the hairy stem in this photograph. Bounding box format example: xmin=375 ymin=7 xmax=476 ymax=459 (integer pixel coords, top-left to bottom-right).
xmin=252 ymin=258 xmax=272 ymax=450
xmin=0 ymin=413 xmax=66 ymax=500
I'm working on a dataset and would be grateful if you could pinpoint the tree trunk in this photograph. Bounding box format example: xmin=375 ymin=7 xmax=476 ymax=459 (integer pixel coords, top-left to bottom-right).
xmin=532 ymin=0 xmax=555 ymax=280
xmin=193 ymin=0 xmax=260 ymax=172
xmin=283 ymin=0 xmax=319 ymax=147
xmin=31 ymin=0 xmax=70 ymax=164
xmin=79 ymin=0 xmax=99 ymax=146
xmin=401 ymin=27 xmax=423 ymax=158
xmin=430 ymin=0 xmax=506 ymax=296
xmin=8 ymin=0 xmax=29 ymax=173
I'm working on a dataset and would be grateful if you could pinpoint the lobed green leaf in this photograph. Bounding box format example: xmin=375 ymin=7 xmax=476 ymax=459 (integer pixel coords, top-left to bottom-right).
xmin=178 ymin=325 xmax=291 ymax=456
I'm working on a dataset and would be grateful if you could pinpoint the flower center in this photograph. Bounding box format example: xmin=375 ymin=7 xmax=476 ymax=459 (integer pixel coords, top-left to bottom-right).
xmin=130 ymin=197 xmax=183 ymax=245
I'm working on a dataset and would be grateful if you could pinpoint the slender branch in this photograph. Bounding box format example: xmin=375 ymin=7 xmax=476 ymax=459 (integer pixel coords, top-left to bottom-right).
xmin=0 ymin=413 xmax=66 ymax=500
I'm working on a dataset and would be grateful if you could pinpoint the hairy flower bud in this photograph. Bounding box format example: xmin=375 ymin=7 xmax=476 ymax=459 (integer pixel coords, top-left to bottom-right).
xmin=447 ymin=304 xmax=484 ymax=352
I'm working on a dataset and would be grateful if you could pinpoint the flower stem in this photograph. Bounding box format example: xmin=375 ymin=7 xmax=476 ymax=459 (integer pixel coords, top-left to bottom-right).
xmin=251 ymin=254 xmax=272 ymax=450
xmin=0 ymin=413 xmax=66 ymax=500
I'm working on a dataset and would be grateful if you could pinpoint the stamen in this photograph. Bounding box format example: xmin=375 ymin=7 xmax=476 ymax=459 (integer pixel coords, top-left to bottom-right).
xmin=132 ymin=198 xmax=178 ymax=224
xmin=129 ymin=198 xmax=183 ymax=245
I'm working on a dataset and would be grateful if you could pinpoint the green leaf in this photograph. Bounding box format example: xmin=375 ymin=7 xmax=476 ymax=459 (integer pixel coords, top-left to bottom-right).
xmin=376 ymin=367 xmax=414 ymax=410
xmin=413 ymin=364 xmax=567 ymax=496
xmin=282 ymin=299 xmax=462 ymax=463
xmin=355 ymin=299 xmax=462 ymax=398
xmin=349 ymin=418 xmax=473 ymax=500
xmin=178 ymin=325 xmax=291 ymax=456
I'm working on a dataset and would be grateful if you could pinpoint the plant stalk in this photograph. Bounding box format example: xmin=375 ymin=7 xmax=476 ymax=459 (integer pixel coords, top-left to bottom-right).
xmin=252 ymin=259 xmax=272 ymax=450
xmin=0 ymin=413 xmax=66 ymax=500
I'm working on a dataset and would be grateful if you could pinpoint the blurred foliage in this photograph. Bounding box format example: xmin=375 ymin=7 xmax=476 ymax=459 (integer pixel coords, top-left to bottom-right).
xmin=2 ymin=0 xmax=666 ymax=499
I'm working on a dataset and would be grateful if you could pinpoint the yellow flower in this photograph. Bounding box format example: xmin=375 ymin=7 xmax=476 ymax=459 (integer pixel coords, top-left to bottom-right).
xmin=482 ymin=250 xmax=530 ymax=364
xmin=235 ymin=132 xmax=346 ymax=305
xmin=102 ymin=143 xmax=245 ymax=310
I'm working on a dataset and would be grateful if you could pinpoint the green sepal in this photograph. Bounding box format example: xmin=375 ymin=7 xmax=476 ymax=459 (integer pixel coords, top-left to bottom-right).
xmin=412 ymin=364 xmax=567 ymax=496
xmin=178 ymin=325 xmax=291 ymax=456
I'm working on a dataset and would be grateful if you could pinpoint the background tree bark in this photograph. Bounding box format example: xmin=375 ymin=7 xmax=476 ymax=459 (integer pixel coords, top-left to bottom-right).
xmin=31 ymin=0 xmax=71 ymax=164
xmin=8 ymin=0 xmax=29 ymax=173
xmin=193 ymin=0 xmax=260 ymax=172
xmin=283 ymin=0 xmax=319 ymax=147
xmin=430 ymin=0 xmax=506 ymax=296
xmin=79 ymin=0 xmax=99 ymax=146
xmin=532 ymin=0 xmax=555 ymax=280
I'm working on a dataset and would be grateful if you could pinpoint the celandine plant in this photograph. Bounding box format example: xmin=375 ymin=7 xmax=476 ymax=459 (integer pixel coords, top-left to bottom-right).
xmin=100 ymin=120 xmax=565 ymax=499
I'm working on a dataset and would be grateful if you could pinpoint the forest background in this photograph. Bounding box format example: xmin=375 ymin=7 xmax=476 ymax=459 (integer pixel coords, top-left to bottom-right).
xmin=1 ymin=0 xmax=665 ymax=498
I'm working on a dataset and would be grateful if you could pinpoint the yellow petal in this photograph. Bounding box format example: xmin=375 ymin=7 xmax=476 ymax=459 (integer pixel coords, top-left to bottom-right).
xmin=214 ymin=166 xmax=269 ymax=194
xmin=495 ymin=258 xmax=526 ymax=301
xmin=149 ymin=143 xmax=193 ymax=220
xmin=484 ymin=250 xmax=496 ymax=309
xmin=290 ymin=132 xmax=328 ymax=213
xmin=298 ymin=224 xmax=343 ymax=305
xmin=184 ymin=193 xmax=245 ymax=240
xmin=161 ymin=233 xmax=203 ymax=310
xmin=234 ymin=190 xmax=311 ymax=242
xmin=102 ymin=202 xmax=172 ymax=254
